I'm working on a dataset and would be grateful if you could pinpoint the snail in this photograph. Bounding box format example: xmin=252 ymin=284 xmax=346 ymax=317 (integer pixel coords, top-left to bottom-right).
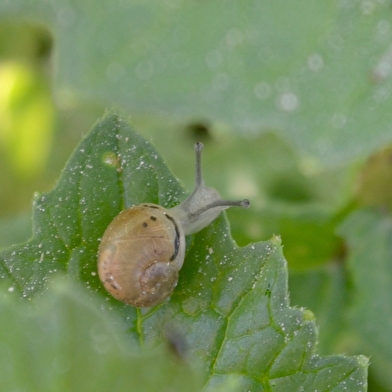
xmin=97 ymin=142 xmax=249 ymax=307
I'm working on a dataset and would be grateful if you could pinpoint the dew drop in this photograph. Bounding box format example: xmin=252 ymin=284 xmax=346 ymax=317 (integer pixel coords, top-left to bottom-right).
xmin=278 ymin=92 xmax=299 ymax=112
xmin=102 ymin=151 xmax=120 ymax=168
xmin=307 ymin=53 xmax=324 ymax=72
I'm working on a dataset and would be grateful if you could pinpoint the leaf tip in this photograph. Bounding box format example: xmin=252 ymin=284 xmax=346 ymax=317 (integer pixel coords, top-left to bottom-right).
xmin=270 ymin=234 xmax=282 ymax=246
xmin=356 ymin=355 xmax=369 ymax=368
xmin=302 ymin=308 xmax=315 ymax=322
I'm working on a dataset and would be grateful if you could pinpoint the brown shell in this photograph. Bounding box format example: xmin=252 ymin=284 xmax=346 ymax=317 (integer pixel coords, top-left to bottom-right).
xmin=97 ymin=204 xmax=185 ymax=307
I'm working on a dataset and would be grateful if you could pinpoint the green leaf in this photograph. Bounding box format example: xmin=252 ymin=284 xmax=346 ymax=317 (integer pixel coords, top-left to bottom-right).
xmin=0 ymin=113 xmax=367 ymax=390
xmin=339 ymin=209 xmax=392 ymax=390
xmin=0 ymin=277 xmax=202 ymax=392
xmin=1 ymin=0 xmax=392 ymax=165
xmin=170 ymin=225 xmax=366 ymax=391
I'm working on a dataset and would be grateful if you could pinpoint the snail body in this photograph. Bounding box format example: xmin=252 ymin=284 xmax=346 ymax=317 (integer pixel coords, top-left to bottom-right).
xmin=98 ymin=142 xmax=249 ymax=307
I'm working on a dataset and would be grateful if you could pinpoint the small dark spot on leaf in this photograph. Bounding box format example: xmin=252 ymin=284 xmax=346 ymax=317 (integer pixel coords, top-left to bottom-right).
xmin=150 ymin=216 xmax=157 ymax=221
xmin=143 ymin=222 xmax=148 ymax=227
xmin=265 ymin=283 xmax=271 ymax=297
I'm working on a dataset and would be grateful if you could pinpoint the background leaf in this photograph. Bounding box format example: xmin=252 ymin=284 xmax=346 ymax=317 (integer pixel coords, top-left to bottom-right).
xmin=1 ymin=1 xmax=392 ymax=165
xmin=0 ymin=277 xmax=202 ymax=392
xmin=339 ymin=209 xmax=392 ymax=389
xmin=289 ymin=263 xmax=349 ymax=356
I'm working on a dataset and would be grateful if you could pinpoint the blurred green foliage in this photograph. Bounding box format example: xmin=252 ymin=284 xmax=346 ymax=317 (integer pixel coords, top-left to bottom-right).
xmin=0 ymin=23 xmax=102 ymax=217
xmin=0 ymin=277 xmax=203 ymax=392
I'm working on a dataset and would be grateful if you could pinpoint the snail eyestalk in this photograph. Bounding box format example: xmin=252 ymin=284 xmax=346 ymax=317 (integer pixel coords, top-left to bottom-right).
xmin=170 ymin=142 xmax=250 ymax=235
xmin=194 ymin=142 xmax=204 ymax=188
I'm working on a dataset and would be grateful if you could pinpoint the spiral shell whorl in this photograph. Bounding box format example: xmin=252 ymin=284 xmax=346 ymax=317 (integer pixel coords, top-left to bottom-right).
xmin=98 ymin=204 xmax=185 ymax=307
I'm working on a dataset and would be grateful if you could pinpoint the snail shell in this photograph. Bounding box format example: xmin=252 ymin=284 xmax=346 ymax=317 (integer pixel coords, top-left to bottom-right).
xmin=98 ymin=142 xmax=249 ymax=307
xmin=98 ymin=204 xmax=185 ymax=307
